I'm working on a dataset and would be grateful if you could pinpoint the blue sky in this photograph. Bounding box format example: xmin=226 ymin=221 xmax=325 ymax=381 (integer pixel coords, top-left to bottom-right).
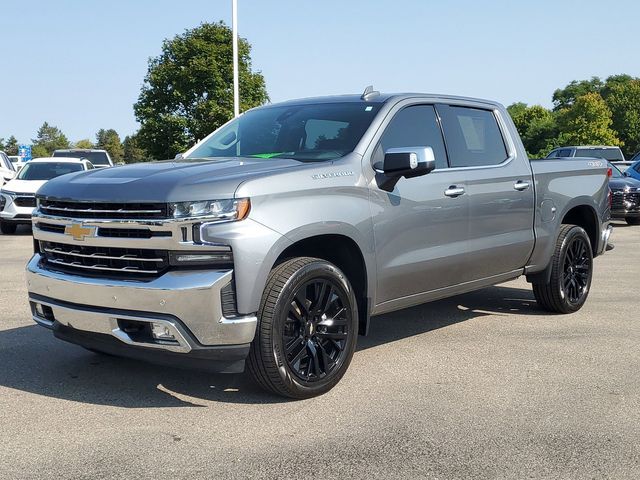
xmin=1 ymin=0 xmax=639 ymax=144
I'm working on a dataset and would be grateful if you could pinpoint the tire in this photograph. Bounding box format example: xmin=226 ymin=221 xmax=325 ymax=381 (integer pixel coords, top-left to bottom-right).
xmin=533 ymin=224 xmax=593 ymax=314
xmin=0 ymin=221 xmax=17 ymax=235
xmin=626 ymin=217 xmax=640 ymax=225
xmin=247 ymin=257 xmax=359 ymax=399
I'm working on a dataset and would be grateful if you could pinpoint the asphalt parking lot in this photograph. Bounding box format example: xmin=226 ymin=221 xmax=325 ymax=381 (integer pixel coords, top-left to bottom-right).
xmin=0 ymin=223 xmax=639 ymax=479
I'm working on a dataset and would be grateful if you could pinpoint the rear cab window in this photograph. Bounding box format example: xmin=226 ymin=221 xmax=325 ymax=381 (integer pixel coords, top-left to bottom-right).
xmin=437 ymin=105 xmax=508 ymax=167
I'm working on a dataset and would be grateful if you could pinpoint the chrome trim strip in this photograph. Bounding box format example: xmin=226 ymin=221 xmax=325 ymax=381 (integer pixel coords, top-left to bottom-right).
xmin=42 ymin=206 xmax=163 ymax=214
xmin=43 ymin=247 xmax=164 ymax=262
xmin=46 ymin=258 xmax=159 ymax=274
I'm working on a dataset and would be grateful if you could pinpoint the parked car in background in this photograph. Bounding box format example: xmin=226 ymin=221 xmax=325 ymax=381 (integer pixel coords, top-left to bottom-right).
xmin=608 ymin=162 xmax=640 ymax=225
xmin=0 ymin=157 xmax=94 ymax=234
xmin=8 ymin=155 xmax=26 ymax=172
xmin=546 ymin=145 xmax=625 ymax=162
xmin=625 ymin=158 xmax=640 ymax=182
xmin=52 ymin=149 xmax=113 ymax=168
xmin=0 ymin=151 xmax=16 ymax=186
xmin=611 ymin=161 xmax=634 ymax=172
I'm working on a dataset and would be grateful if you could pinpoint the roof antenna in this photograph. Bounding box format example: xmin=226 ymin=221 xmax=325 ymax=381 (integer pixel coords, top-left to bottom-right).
xmin=361 ymin=85 xmax=380 ymax=100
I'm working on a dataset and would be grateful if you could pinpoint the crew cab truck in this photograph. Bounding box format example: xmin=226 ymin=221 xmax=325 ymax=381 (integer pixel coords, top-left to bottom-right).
xmin=26 ymin=91 xmax=611 ymax=398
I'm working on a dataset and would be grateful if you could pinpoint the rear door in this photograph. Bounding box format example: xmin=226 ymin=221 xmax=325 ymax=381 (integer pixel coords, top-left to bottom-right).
xmin=436 ymin=104 xmax=535 ymax=281
xmin=369 ymin=103 xmax=470 ymax=305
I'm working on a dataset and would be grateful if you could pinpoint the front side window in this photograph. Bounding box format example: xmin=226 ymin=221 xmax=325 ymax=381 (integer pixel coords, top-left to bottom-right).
xmin=187 ymin=102 xmax=382 ymax=163
xmin=557 ymin=149 xmax=572 ymax=157
xmin=375 ymin=105 xmax=448 ymax=169
xmin=17 ymin=162 xmax=83 ymax=180
xmin=438 ymin=105 xmax=508 ymax=168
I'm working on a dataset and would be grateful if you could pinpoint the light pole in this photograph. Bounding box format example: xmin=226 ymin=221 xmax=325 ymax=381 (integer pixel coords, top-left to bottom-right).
xmin=232 ymin=0 xmax=239 ymax=117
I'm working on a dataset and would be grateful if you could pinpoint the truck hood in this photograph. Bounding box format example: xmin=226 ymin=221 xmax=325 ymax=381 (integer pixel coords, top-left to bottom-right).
xmin=36 ymin=158 xmax=305 ymax=202
xmin=609 ymin=176 xmax=640 ymax=191
xmin=2 ymin=179 xmax=47 ymax=195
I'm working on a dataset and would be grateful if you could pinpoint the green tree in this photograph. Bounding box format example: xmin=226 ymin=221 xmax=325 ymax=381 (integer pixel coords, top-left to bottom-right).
xmin=74 ymin=138 xmax=94 ymax=149
xmin=95 ymin=128 xmax=124 ymax=163
xmin=507 ymin=103 xmax=558 ymax=157
xmin=134 ymin=22 xmax=269 ymax=159
xmin=4 ymin=135 xmax=19 ymax=155
xmin=31 ymin=122 xmax=70 ymax=157
xmin=555 ymin=93 xmax=622 ymax=147
xmin=601 ymin=76 xmax=640 ymax=157
xmin=122 ymin=133 xmax=148 ymax=164
xmin=552 ymin=77 xmax=604 ymax=111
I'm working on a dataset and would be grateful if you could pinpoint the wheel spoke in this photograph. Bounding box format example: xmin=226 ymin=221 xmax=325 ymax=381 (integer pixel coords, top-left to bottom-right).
xmin=283 ymin=277 xmax=351 ymax=383
xmin=316 ymin=331 xmax=348 ymax=340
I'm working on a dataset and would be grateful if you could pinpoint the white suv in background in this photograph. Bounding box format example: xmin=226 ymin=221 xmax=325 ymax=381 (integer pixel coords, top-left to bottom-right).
xmin=0 ymin=151 xmax=16 ymax=186
xmin=0 ymin=157 xmax=93 ymax=234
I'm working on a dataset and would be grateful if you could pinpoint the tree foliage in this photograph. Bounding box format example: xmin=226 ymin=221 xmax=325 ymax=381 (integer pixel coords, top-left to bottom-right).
xmin=74 ymin=138 xmax=94 ymax=149
xmin=552 ymin=77 xmax=604 ymax=111
xmin=134 ymin=22 xmax=269 ymax=159
xmin=3 ymin=135 xmax=19 ymax=156
xmin=31 ymin=122 xmax=70 ymax=157
xmin=602 ymin=78 xmax=640 ymax=156
xmin=95 ymin=128 xmax=124 ymax=163
xmin=123 ymin=133 xmax=148 ymax=164
xmin=507 ymin=103 xmax=558 ymax=156
xmin=555 ymin=93 xmax=621 ymax=147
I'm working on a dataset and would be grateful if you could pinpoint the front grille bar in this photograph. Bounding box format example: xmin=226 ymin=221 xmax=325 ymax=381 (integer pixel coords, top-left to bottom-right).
xmin=46 ymin=258 xmax=159 ymax=274
xmin=43 ymin=247 xmax=164 ymax=263
xmin=42 ymin=206 xmax=163 ymax=215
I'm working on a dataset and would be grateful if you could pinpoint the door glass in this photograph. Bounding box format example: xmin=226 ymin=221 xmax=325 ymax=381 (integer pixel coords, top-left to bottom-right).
xmin=376 ymin=105 xmax=448 ymax=169
xmin=438 ymin=106 xmax=508 ymax=167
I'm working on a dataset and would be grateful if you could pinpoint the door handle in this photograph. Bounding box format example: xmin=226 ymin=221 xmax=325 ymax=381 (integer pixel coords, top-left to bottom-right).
xmin=444 ymin=186 xmax=465 ymax=197
xmin=514 ymin=180 xmax=530 ymax=191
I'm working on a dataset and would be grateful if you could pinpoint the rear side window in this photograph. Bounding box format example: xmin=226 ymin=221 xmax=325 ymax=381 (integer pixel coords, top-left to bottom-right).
xmin=437 ymin=105 xmax=508 ymax=168
xmin=376 ymin=105 xmax=448 ymax=169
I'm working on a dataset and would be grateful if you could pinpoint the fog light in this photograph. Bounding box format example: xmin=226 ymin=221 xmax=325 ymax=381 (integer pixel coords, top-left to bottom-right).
xmin=150 ymin=323 xmax=176 ymax=341
xmin=34 ymin=303 xmax=45 ymax=318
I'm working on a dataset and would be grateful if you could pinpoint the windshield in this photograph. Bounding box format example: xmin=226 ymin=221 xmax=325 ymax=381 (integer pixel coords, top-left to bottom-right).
xmin=17 ymin=162 xmax=83 ymax=180
xmin=187 ymin=102 xmax=382 ymax=162
xmin=575 ymin=148 xmax=624 ymax=161
xmin=53 ymin=151 xmax=111 ymax=166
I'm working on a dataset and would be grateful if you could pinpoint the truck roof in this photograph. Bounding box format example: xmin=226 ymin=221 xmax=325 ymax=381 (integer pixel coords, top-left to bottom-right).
xmin=264 ymin=92 xmax=502 ymax=109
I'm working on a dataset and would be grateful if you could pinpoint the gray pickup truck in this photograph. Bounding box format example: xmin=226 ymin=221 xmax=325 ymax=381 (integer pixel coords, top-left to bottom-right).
xmin=26 ymin=90 xmax=612 ymax=398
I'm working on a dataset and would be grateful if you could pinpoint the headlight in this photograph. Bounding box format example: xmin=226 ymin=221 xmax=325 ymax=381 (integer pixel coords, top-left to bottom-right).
xmin=169 ymin=198 xmax=250 ymax=221
xmin=1 ymin=190 xmax=17 ymax=198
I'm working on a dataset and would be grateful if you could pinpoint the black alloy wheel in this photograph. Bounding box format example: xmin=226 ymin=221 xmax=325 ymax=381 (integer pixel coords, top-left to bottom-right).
xmin=561 ymin=235 xmax=592 ymax=305
xmin=283 ymin=278 xmax=351 ymax=382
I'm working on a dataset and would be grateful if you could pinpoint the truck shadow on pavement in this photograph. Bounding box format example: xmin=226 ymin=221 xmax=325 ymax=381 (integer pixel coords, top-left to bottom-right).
xmin=0 ymin=285 xmax=542 ymax=407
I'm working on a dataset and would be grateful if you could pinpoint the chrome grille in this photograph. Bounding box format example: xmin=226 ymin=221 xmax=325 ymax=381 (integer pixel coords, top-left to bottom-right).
xmin=40 ymin=241 xmax=169 ymax=277
xmin=39 ymin=200 xmax=168 ymax=219
xmin=612 ymin=191 xmax=640 ymax=209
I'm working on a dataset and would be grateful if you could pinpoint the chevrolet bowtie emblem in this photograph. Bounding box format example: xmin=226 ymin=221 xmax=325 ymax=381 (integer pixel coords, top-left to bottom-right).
xmin=64 ymin=223 xmax=95 ymax=241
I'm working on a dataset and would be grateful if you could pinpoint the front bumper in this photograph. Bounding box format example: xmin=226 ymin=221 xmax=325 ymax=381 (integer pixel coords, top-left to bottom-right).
xmin=0 ymin=192 xmax=35 ymax=222
xmin=26 ymin=255 xmax=257 ymax=371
